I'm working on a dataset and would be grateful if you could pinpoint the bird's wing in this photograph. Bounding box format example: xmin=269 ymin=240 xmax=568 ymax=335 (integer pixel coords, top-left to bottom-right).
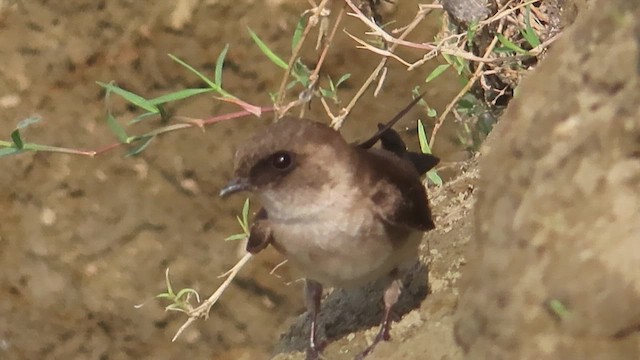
xmin=360 ymin=148 xmax=436 ymax=232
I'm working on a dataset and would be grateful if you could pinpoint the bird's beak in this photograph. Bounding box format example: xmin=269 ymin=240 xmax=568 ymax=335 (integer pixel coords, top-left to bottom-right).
xmin=219 ymin=177 xmax=251 ymax=198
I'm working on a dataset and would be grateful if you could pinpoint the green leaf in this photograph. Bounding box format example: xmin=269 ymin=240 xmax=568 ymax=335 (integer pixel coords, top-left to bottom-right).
xmin=425 ymin=64 xmax=451 ymax=83
xmin=164 ymin=269 xmax=175 ymax=296
xmin=175 ymin=288 xmax=198 ymax=300
xmin=417 ymin=120 xmax=432 ymax=154
xmin=149 ymin=88 xmax=214 ymax=105
xmin=417 ymin=120 xmax=442 ymax=186
xmin=0 ymin=147 xmax=24 ymax=157
xmin=496 ymin=34 xmax=527 ymax=55
xmin=125 ymin=136 xmax=155 ymax=157
xmin=241 ymin=198 xmax=250 ymax=231
xmin=522 ymin=5 xmax=541 ymax=48
xmin=335 ymin=73 xmax=351 ymax=88
xmin=248 ymin=27 xmax=288 ymax=70
xmin=291 ymin=14 xmax=307 ymax=52
xmin=127 ymin=112 xmax=158 ymax=125
xmin=426 ymin=107 xmax=437 ymax=118
xmin=97 ymin=82 xmax=159 ymax=113
xmin=291 ymin=59 xmax=310 ymax=86
xmin=548 ymin=299 xmax=570 ymax=318
xmin=106 ymin=112 xmax=129 ymax=143
xmin=466 ymin=20 xmax=478 ymax=47
xmin=10 ymin=129 xmax=23 ymax=149
xmin=168 ymin=54 xmax=227 ymax=95
xmin=17 ymin=116 xmax=42 ymax=129
xmin=427 ymin=171 xmax=443 ymax=186
xmin=319 ymin=87 xmax=331 ymax=98
xmin=237 ymin=215 xmax=248 ymax=234
xmin=215 ymin=44 xmax=229 ymax=87
xmin=225 ymin=233 xmax=247 ymax=241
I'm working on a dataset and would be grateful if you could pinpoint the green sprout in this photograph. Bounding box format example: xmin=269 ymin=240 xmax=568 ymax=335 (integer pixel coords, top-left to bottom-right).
xmin=225 ymin=198 xmax=251 ymax=241
xmin=156 ymin=268 xmax=200 ymax=313
xmin=417 ymin=119 xmax=443 ymax=186
xmin=319 ymin=73 xmax=351 ymax=104
xmin=547 ymin=298 xmax=571 ymax=319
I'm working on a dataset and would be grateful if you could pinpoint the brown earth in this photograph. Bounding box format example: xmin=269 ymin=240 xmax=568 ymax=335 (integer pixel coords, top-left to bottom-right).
xmin=0 ymin=1 xmax=464 ymax=360
xmin=2 ymin=0 xmax=637 ymax=360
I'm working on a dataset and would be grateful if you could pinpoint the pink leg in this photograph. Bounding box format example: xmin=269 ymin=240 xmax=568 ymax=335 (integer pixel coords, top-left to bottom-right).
xmin=356 ymin=276 xmax=402 ymax=359
xmin=304 ymin=279 xmax=325 ymax=360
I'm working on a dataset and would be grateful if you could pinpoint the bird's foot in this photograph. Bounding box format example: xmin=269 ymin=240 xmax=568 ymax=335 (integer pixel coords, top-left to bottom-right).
xmin=306 ymin=339 xmax=326 ymax=360
xmin=354 ymin=325 xmax=391 ymax=359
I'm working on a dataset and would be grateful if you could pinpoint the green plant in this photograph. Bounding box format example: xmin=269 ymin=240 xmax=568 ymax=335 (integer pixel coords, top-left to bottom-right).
xmin=156 ymin=269 xmax=200 ymax=313
xmin=417 ymin=119 xmax=443 ymax=186
xmin=224 ymin=198 xmax=251 ymax=241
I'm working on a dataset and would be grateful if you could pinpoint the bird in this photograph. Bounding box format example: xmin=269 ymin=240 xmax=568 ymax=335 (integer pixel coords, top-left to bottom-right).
xmin=220 ymin=96 xmax=439 ymax=359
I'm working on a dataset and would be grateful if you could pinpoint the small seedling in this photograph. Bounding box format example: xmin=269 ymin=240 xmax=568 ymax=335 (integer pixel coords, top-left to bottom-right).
xmin=547 ymin=298 xmax=571 ymax=320
xmin=225 ymin=198 xmax=251 ymax=241
xmin=319 ymin=73 xmax=351 ymax=104
xmin=417 ymin=119 xmax=443 ymax=186
xmin=156 ymin=268 xmax=200 ymax=313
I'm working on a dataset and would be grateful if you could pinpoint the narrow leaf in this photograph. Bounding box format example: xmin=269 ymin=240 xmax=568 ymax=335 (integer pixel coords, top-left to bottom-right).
xmin=466 ymin=20 xmax=478 ymax=47
xmin=128 ymin=112 xmax=158 ymax=125
xmin=319 ymin=88 xmax=331 ymax=98
xmin=168 ymin=54 xmax=226 ymax=95
xmin=427 ymin=170 xmax=443 ymax=186
xmin=0 ymin=147 xmax=24 ymax=157
xmin=522 ymin=5 xmax=541 ymax=48
xmin=291 ymin=59 xmax=310 ymax=86
xmin=417 ymin=120 xmax=442 ymax=186
xmin=106 ymin=112 xmax=129 ymax=143
xmin=125 ymin=136 xmax=155 ymax=157
xmin=237 ymin=215 xmax=248 ymax=234
xmin=175 ymin=288 xmax=198 ymax=300
xmin=417 ymin=120 xmax=431 ymax=154
xmin=291 ymin=14 xmax=307 ymax=51
xmin=215 ymin=44 xmax=229 ymax=87
xmin=225 ymin=233 xmax=247 ymax=241
xmin=17 ymin=116 xmax=42 ymax=129
xmin=335 ymin=73 xmax=351 ymax=88
xmin=10 ymin=129 xmax=23 ymax=149
xmin=149 ymin=88 xmax=214 ymax=105
xmin=425 ymin=64 xmax=451 ymax=83
xmin=248 ymin=27 xmax=288 ymax=70
xmin=97 ymin=82 xmax=159 ymax=113
xmin=496 ymin=34 xmax=527 ymax=54
xmin=548 ymin=299 xmax=570 ymax=318
xmin=164 ymin=268 xmax=174 ymax=296
xmin=241 ymin=198 xmax=250 ymax=231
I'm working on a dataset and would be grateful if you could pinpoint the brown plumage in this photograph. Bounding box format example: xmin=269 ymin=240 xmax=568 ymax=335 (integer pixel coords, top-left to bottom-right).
xmin=220 ymin=111 xmax=438 ymax=359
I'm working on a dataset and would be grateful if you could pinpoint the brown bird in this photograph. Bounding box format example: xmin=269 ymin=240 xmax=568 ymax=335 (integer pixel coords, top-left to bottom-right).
xmin=220 ymin=97 xmax=438 ymax=359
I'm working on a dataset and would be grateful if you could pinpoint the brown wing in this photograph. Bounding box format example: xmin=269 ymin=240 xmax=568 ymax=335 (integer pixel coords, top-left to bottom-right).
xmin=359 ymin=148 xmax=436 ymax=232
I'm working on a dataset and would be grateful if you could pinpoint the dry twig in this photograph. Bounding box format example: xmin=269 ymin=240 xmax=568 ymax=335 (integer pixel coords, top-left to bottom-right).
xmin=172 ymin=252 xmax=253 ymax=342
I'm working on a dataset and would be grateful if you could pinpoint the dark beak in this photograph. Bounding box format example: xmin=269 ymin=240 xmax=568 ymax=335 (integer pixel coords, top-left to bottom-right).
xmin=219 ymin=177 xmax=251 ymax=198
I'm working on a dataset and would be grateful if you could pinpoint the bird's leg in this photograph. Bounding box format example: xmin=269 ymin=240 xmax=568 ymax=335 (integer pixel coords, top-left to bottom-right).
xmin=304 ymin=279 xmax=325 ymax=360
xmin=356 ymin=273 xmax=402 ymax=359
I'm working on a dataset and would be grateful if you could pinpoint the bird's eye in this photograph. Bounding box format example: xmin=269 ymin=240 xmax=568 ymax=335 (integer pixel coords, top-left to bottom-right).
xmin=271 ymin=151 xmax=293 ymax=170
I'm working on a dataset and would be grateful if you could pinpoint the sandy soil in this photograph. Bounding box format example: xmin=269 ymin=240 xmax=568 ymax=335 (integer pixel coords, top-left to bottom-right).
xmin=0 ymin=1 xmax=466 ymax=359
xmin=6 ymin=1 xmax=634 ymax=360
